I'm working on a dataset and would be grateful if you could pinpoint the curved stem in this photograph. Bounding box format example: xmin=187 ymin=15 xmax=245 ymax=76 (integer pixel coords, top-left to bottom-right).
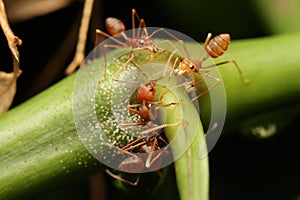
xmin=155 ymin=85 xmax=209 ymax=200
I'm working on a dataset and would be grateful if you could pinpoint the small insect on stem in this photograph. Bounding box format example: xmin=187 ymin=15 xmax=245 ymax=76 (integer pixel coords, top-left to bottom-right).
xmin=103 ymin=142 xmax=143 ymax=186
xmin=117 ymin=79 xmax=182 ymax=134
xmin=171 ymin=33 xmax=249 ymax=101
xmin=106 ymin=78 xmax=183 ymax=177
xmin=95 ymin=9 xmax=159 ymax=82
xmin=103 ymin=131 xmax=169 ymax=186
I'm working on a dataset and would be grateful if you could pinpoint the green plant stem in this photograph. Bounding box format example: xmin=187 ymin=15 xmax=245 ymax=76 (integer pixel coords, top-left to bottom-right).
xmin=0 ymin=74 xmax=103 ymax=200
xmin=156 ymin=85 xmax=209 ymax=200
xmin=199 ymin=31 xmax=300 ymax=133
xmin=0 ymin=31 xmax=300 ymax=199
xmin=251 ymin=0 xmax=300 ymax=33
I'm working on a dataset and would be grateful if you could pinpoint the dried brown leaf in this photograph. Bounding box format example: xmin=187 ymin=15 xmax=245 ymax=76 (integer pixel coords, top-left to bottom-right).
xmin=4 ymin=0 xmax=74 ymax=23
xmin=0 ymin=70 xmax=21 ymax=114
xmin=0 ymin=0 xmax=22 ymax=114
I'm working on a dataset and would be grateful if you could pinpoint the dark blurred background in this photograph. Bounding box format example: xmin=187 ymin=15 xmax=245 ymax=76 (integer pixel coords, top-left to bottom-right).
xmin=1 ymin=0 xmax=270 ymax=106
xmin=0 ymin=0 xmax=299 ymax=199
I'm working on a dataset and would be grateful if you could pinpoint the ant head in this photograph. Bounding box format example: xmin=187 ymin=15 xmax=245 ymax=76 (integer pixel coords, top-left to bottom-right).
xmin=136 ymin=81 xmax=157 ymax=101
xmin=174 ymin=58 xmax=197 ymax=76
xmin=136 ymin=36 xmax=159 ymax=52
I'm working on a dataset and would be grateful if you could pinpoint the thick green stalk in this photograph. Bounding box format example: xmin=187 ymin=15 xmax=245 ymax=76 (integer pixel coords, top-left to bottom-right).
xmin=251 ymin=0 xmax=300 ymax=33
xmin=156 ymin=85 xmax=209 ymax=200
xmin=0 ymin=74 xmax=103 ymax=199
xmin=0 ymin=31 xmax=300 ymax=199
xmin=199 ymin=31 xmax=300 ymax=133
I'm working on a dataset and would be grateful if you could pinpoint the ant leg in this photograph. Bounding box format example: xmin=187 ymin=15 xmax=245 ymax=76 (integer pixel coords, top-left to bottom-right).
xmin=119 ymin=113 xmax=140 ymax=126
xmin=118 ymin=104 xmax=142 ymax=126
xmin=131 ymin=8 xmax=142 ymax=38
xmin=144 ymin=135 xmax=171 ymax=170
xmin=105 ymin=169 xmax=140 ymax=186
xmin=95 ymin=30 xmax=128 ymax=83
xmin=131 ymin=9 xmax=148 ymax=38
xmin=145 ymin=136 xmax=158 ymax=168
xmin=103 ymin=142 xmax=135 ymax=155
xmin=152 ymin=40 xmax=184 ymax=58
xmin=158 ymin=48 xmax=179 ymax=82
xmin=197 ymin=32 xmax=212 ymax=62
xmin=111 ymin=78 xmax=140 ymax=86
xmin=205 ymin=122 xmax=218 ymax=135
xmin=139 ymin=121 xmax=183 ymax=135
xmin=165 ymin=55 xmax=180 ymax=85
xmin=96 ymin=29 xmax=126 ymax=46
xmin=118 ymin=103 xmax=147 ymax=126
xmin=203 ymin=33 xmax=212 ymax=49
xmin=119 ymin=139 xmax=148 ymax=154
xmin=112 ymin=49 xmax=148 ymax=82
xmin=139 ymin=19 xmax=149 ymax=37
xmin=182 ymin=73 xmax=205 ymax=94
xmin=149 ymin=88 xmax=182 ymax=107
xmin=103 ymin=141 xmax=143 ymax=159
xmin=147 ymin=89 xmax=182 ymax=121
xmin=149 ymin=28 xmax=190 ymax=59
xmin=145 ymin=147 xmax=168 ymax=169
xmin=119 ymin=122 xmax=146 ymax=127
xmin=201 ymin=60 xmax=250 ymax=83
xmin=148 ymin=40 xmax=186 ymax=77
xmin=191 ymin=73 xmax=221 ymax=102
xmin=98 ymin=44 xmax=126 ymax=83
xmin=189 ymin=73 xmax=204 ymax=87
xmin=130 ymin=58 xmax=148 ymax=79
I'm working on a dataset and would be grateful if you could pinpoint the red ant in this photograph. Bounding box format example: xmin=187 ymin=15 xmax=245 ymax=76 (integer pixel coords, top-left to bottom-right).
xmin=104 ymin=129 xmax=169 ymax=186
xmin=118 ymin=80 xmax=182 ymax=134
xmin=168 ymin=33 xmax=249 ymax=101
xmin=96 ymin=9 xmax=160 ymax=81
xmin=104 ymin=79 xmax=184 ymax=185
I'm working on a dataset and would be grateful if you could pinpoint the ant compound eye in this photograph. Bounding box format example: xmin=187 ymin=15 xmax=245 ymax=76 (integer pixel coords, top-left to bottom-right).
xmin=139 ymin=39 xmax=145 ymax=45
xmin=189 ymin=64 xmax=195 ymax=70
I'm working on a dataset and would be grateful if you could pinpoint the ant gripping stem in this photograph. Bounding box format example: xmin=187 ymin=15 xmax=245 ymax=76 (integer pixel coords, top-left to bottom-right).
xmin=170 ymin=33 xmax=249 ymax=101
xmin=95 ymin=9 xmax=159 ymax=82
xmin=201 ymin=33 xmax=249 ymax=83
xmin=118 ymin=80 xmax=182 ymax=131
xmin=103 ymin=131 xmax=169 ymax=185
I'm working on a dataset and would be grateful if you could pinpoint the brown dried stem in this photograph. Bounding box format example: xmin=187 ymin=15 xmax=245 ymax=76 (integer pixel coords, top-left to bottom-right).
xmin=0 ymin=0 xmax=22 ymax=76
xmin=65 ymin=0 xmax=94 ymax=75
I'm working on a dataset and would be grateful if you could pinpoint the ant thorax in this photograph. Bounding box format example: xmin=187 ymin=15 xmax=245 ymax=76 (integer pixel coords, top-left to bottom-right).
xmin=174 ymin=58 xmax=198 ymax=76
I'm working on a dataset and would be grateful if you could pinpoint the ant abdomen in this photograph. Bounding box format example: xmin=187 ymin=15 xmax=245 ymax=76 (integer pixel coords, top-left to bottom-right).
xmin=105 ymin=17 xmax=126 ymax=36
xmin=118 ymin=156 xmax=144 ymax=173
xmin=206 ymin=34 xmax=230 ymax=58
